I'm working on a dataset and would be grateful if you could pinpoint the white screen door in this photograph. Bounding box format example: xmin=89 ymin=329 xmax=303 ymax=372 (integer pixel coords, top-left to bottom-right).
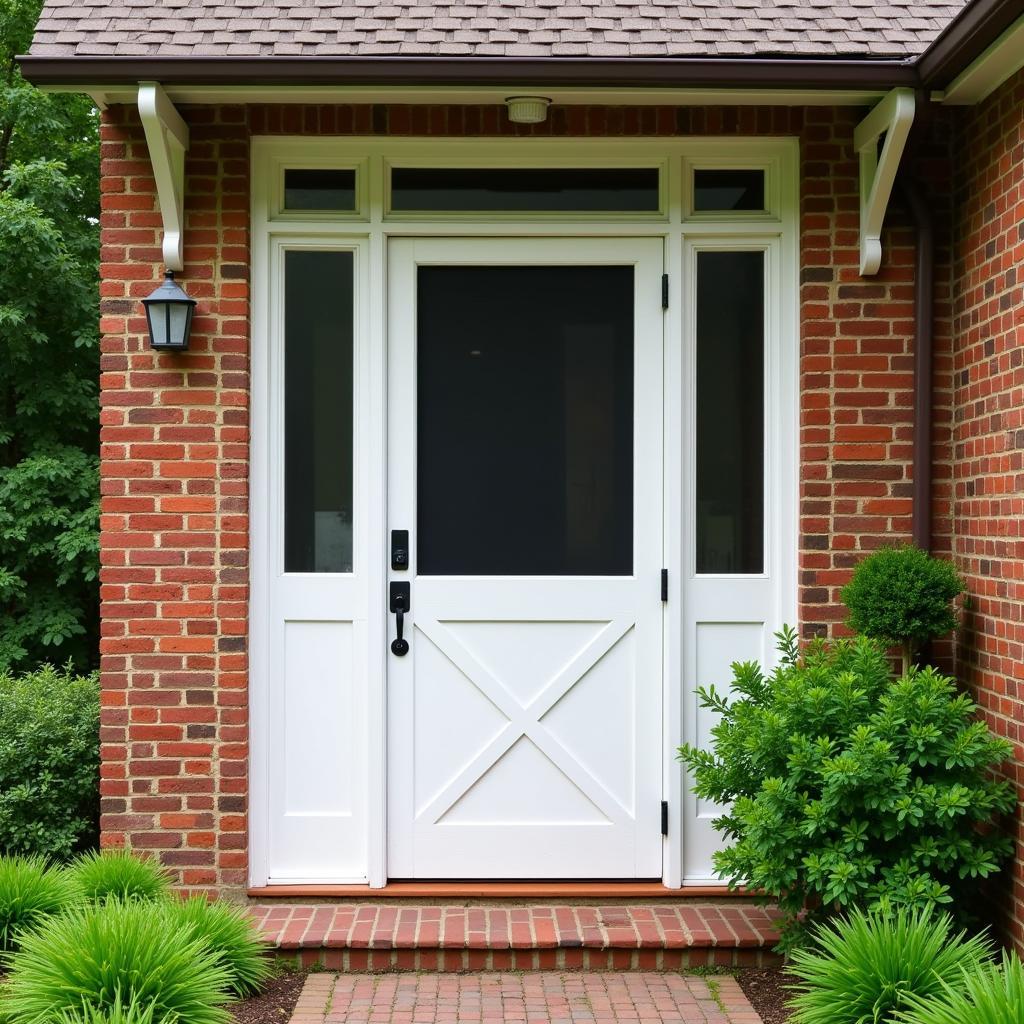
xmin=387 ymin=237 xmax=664 ymax=878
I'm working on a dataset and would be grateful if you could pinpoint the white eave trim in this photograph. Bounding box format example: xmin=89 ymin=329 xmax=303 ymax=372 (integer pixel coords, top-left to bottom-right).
xmin=853 ymin=87 xmax=915 ymax=277
xmin=53 ymin=83 xmax=893 ymax=109
xmin=940 ymin=15 xmax=1024 ymax=105
xmin=137 ymin=82 xmax=189 ymax=272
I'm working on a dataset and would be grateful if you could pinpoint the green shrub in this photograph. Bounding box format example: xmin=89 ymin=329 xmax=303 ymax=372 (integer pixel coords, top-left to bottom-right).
xmin=787 ymin=907 xmax=993 ymax=1024
xmin=678 ymin=627 xmax=1014 ymax=945
xmin=900 ymin=953 xmax=1024 ymax=1024
xmin=0 ymin=855 xmax=82 ymax=955
xmin=841 ymin=546 xmax=964 ymax=672
xmin=0 ymin=665 xmax=99 ymax=859
xmin=70 ymin=850 xmax=171 ymax=904
xmin=2 ymin=900 xmax=232 ymax=1024
xmin=162 ymin=897 xmax=271 ymax=996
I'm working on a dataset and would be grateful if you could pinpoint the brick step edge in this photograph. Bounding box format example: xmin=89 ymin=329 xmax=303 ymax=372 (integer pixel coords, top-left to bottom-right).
xmin=273 ymin=946 xmax=782 ymax=971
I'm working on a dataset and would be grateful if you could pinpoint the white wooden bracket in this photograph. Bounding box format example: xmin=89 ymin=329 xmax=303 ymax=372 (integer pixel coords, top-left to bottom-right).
xmin=137 ymin=82 xmax=189 ymax=273
xmin=853 ymin=87 xmax=915 ymax=276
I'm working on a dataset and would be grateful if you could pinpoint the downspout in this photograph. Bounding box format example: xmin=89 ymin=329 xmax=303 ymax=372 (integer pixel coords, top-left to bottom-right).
xmin=900 ymin=179 xmax=934 ymax=553
xmin=897 ymin=90 xmax=935 ymax=554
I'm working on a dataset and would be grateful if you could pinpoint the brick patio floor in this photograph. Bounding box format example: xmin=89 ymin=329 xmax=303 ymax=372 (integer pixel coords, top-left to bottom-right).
xmin=288 ymin=972 xmax=763 ymax=1023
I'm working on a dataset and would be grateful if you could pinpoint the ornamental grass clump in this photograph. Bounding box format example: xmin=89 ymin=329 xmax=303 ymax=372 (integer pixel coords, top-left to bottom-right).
xmin=69 ymin=850 xmax=171 ymax=904
xmin=841 ymin=546 xmax=964 ymax=674
xmin=54 ymin=995 xmax=159 ymax=1024
xmin=678 ymin=626 xmax=1014 ymax=947
xmin=900 ymin=952 xmax=1024 ymax=1024
xmin=787 ymin=908 xmax=994 ymax=1024
xmin=2 ymin=899 xmax=232 ymax=1024
xmin=0 ymin=855 xmax=82 ymax=956
xmin=161 ymin=896 xmax=271 ymax=997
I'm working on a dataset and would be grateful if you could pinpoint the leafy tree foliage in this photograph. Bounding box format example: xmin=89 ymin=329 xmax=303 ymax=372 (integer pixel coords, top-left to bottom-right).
xmin=678 ymin=627 xmax=1014 ymax=948
xmin=0 ymin=0 xmax=100 ymax=670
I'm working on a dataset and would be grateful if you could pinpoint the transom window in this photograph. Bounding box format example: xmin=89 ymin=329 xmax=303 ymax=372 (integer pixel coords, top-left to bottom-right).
xmin=692 ymin=168 xmax=766 ymax=212
xmin=283 ymin=168 xmax=357 ymax=212
xmin=389 ymin=167 xmax=661 ymax=213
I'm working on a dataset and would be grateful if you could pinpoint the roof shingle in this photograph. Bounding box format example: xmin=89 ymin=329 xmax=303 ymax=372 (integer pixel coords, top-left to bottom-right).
xmin=28 ymin=0 xmax=970 ymax=60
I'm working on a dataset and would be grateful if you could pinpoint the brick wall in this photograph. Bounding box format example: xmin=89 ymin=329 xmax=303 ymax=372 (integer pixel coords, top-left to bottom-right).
xmin=952 ymin=66 xmax=1024 ymax=951
xmin=98 ymin=102 xmax=929 ymax=893
xmin=799 ymin=110 xmax=954 ymax=640
xmin=98 ymin=106 xmax=250 ymax=891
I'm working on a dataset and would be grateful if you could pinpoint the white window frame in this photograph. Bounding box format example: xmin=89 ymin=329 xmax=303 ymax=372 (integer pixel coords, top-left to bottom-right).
xmin=250 ymin=134 xmax=799 ymax=889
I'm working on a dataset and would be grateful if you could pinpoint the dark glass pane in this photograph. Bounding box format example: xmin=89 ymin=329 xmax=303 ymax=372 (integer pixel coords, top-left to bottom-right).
xmin=693 ymin=169 xmax=765 ymax=212
xmin=417 ymin=266 xmax=634 ymax=575
xmin=284 ymin=168 xmax=356 ymax=211
xmin=284 ymin=251 xmax=354 ymax=573
xmin=392 ymin=168 xmax=659 ymax=212
xmin=696 ymin=251 xmax=764 ymax=574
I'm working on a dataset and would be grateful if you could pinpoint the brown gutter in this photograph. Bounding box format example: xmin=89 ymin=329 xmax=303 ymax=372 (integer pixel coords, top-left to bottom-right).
xmin=16 ymin=54 xmax=919 ymax=90
xmin=917 ymin=0 xmax=1024 ymax=88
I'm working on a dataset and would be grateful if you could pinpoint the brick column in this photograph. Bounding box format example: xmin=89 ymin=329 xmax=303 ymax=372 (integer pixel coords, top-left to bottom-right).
xmin=97 ymin=105 xmax=250 ymax=894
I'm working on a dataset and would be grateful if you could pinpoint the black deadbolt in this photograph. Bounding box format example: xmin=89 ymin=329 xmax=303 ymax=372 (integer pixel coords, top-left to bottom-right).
xmin=391 ymin=530 xmax=409 ymax=571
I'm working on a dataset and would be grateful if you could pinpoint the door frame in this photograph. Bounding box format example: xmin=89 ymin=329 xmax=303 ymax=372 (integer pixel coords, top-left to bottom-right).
xmin=249 ymin=135 xmax=799 ymax=889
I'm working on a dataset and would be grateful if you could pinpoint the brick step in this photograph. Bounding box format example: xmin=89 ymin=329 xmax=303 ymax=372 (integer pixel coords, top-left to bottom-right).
xmin=251 ymin=902 xmax=783 ymax=971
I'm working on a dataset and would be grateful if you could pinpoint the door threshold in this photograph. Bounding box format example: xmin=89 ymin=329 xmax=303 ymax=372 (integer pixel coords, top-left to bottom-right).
xmin=247 ymin=880 xmax=744 ymax=899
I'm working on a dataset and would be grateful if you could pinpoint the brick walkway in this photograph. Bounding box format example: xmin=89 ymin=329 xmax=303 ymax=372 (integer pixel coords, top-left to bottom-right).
xmin=254 ymin=903 xmax=782 ymax=971
xmin=289 ymin=972 xmax=763 ymax=1023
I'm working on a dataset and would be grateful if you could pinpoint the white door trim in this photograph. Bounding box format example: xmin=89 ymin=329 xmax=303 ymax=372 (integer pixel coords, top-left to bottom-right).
xmin=248 ymin=135 xmax=799 ymax=889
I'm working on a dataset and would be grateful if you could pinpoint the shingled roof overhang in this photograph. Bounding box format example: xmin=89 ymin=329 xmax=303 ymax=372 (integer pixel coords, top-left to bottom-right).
xmin=917 ymin=0 xmax=1024 ymax=86
xmin=14 ymin=0 xmax=1023 ymax=98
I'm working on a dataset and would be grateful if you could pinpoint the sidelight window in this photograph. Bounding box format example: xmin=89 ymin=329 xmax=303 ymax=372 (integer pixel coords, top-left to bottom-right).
xmin=283 ymin=249 xmax=355 ymax=573
xmin=694 ymin=249 xmax=766 ymax=574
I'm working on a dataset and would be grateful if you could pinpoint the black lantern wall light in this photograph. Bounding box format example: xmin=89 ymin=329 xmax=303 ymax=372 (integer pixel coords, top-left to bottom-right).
xmin=142 ymin=270 xmax=197 ymax=351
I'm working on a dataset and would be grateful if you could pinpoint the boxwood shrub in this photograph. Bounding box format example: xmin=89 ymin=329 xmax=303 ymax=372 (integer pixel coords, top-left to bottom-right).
xmin=0 ymin=665 xmax=99 ymax=860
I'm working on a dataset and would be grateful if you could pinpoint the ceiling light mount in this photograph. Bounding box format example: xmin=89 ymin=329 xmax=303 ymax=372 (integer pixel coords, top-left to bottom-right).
xmin=505 ymin=96 xmax=551 ymax=124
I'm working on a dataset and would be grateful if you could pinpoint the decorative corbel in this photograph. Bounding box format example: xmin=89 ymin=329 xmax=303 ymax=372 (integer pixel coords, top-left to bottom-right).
xmin=853 ymin=88 xmax=915 ymax=276
xmin=137 ymin=82 xmax=189 ymax=273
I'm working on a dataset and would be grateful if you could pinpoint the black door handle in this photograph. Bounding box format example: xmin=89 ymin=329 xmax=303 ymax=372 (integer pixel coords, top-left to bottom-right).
xmin=390 ymin=582 xmax=410 ymax=656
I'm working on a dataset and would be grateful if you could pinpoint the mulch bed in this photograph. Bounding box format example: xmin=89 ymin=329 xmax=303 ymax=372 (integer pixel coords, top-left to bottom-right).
xmin=737 ymin=969 xmax=793 ymax=1024
xmin=230 ymin=969 xmax=308 ymax=1024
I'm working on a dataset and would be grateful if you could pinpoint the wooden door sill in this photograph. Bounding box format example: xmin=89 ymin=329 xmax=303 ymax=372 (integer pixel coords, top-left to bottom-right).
xmin=247 ymin=880 xmax=746 ymax=899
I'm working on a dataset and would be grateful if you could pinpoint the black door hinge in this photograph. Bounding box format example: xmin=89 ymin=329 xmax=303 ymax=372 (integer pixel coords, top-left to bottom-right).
xmin=661 ymin=274 xmax=669 ymax=309
xmin=661 ymin=800 xmax=669 ymax=836
xmin=660 ymin=568 xmax=668 ymax=602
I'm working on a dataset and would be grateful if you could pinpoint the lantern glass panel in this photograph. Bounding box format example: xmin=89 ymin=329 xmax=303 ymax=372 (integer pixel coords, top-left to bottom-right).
xmin=168 ymin=302 xmax=190 ymax=347
xmin=147 ymin=304 xmax=169 ymax=348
